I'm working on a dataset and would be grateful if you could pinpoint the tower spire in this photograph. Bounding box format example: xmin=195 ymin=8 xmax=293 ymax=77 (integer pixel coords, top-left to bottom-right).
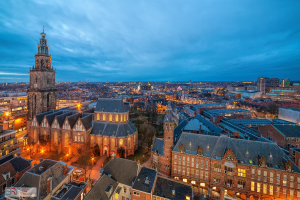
xmin=43 ymin=25 xmax=44 ymax=33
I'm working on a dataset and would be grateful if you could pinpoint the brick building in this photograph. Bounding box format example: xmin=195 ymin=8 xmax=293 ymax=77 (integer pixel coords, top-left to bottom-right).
xmin=171 ymin=133 xmax=300 ymax=200
xmin=258 ymin=124 xmax=300 ymax=149
xmin=0 ymin=125 xmax=19 ymax=158
xmin=0 ymin=155 xmax=31 ymax=196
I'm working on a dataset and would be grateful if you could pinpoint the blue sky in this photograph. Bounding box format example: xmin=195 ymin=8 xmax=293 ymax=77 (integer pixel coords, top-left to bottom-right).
xmin=1 ymin=0 xmax=300 ymax=83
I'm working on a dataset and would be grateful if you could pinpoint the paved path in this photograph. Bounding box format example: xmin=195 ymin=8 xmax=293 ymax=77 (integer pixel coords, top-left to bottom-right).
xmin=87 ymin=155 xmax=107 ymax=184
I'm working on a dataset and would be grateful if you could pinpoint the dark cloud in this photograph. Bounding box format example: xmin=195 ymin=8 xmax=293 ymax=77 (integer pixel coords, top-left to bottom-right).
xmin=0 ymin=0 xmax=300 ymax=82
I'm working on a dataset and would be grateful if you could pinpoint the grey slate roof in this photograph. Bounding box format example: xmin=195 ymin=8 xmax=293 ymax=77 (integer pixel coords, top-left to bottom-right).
xmin=95 ymin=98 xmax=128 ymax=113
xmin=152 ymin=138 xmax=164 ymax=156
xmin=46 ymin=111 xmax=64 ymax=126
xmin=91 ymin=121 xmax=137 ymax=137
xmin=81 ymin=114 xmax=93 ymax=130
xmin=194 ymin=114 xmax=223 ymax=134
xmin=36 ymin=111 xmax=54 ymax=125
xmin=56 ymin=112 xmax=74 ymax=127
xmin=174 ymin=133 xmax=300 ymax=173
xmin=153 ymin=176 xmax=193 ymax=200
xmin=0 ymin=154 xmax=14 ymax=165
xmin=174 ymin=119 xmax=188 ymax=140
xmin=15 ymin=159 xmax=74 ymax=200
xmin=132 ymin=167 xmax=157 ymax=193
xmin=67 ymin=113 xmax=82 ymax=128
xmin=9 ymin=156 xmax=31 ymax=173
xmin=84 ymin=174 xmax=118 ymax=200
xmin=101 ymin=157 xmax=138 ymax=186
xmin=273 ymin=125 xmax=300 ymax=137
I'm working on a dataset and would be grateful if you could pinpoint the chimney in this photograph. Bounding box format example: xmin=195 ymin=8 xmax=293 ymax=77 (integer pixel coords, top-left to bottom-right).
xmin=64 ymin=164 xmax=68 ymax=176
xmin=137 ymin=160 xmax=141 ymax=175
xmin=234 ymin=132 xmax=239 ymax=138
xmin=47 ymin=177 xmax=53 ymax=193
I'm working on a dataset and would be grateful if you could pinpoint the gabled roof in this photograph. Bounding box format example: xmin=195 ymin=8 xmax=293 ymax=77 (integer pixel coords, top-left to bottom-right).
xmin=9 ymin=156 xmax=31 ymax=173
xmin=273 ymin=125 xmax=300 ymax=137
xmin=56 ymin=112 xmax=74 ymax=127
xmin=153 ymin=176 xmax=193 ymax=200
xmin=0 ymin=154 xmax=14 ymax=165
xmin=152 ymin=138 xmax=164 ymax=156
xmin=102 ymin=157 xmax=138 ymax=186
xmin=84 ymin=174 xmax=118 ymax=200
xmin=174 ymin=133 xmax=300 ymax=173
xmin=194 ymin=114 xmax=223 ymax=134
xmin=132 ymin=167 xmax=157 ymax=193
xmin=0 ymin=161 xmax=16 ymax=184
xmin=35 ymin=111 xmax=54 ymax=125
xmin=95 ymin=98 xmax=128 ymax=113
xmin=81 ymin=114 xmax=93 ymax=131
xmin=45 ymin=111 xmax=64 ymax=126
xmin=67 ymin=113 xmax=82 ymax=128
xmin=174 ymin=119 xmax=188 ymax=140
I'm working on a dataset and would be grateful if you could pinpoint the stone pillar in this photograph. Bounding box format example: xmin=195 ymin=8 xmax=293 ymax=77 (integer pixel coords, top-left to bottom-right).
xmin=220 ymin=188 xmax=225 ymax=200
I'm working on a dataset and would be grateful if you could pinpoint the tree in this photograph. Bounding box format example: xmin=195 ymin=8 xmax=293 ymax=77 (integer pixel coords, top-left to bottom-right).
xmin=117 ymin=146 xmax=125 ymax=158
xmin=145 ymin=103 xmax=158 ymax=124
xmin=267 ymin=102 xmax=279 ymax=115
xmin=93 ymin=143 xmax=100 ymax=157
xmin=77 ymin=144 xmax=91 ymax=182
xmin=139 ymin=124 xmax=156 ymax=152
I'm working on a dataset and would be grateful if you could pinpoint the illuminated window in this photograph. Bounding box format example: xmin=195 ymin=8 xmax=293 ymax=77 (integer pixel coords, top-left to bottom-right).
xmin=183 ymin=179 xmax=187 ymax=183
xmin=75 ymin=136 xmax=77 ymax=141
xmin=10 ymin=140 xmax=13 ymax=146
xmin=263 ymin=184 xmax=267 ymax=194
xmin=119 ymin=139 xmax=123 ymax=147
xmin=191 ymin=181 xmax=196 ymax=185
xmin=121 ymin=115 xmax=123 ymax=122
xmin=238 ymin=168 xmax=246 ymax=177
xmin=251 ymin=182 xmax=255 ymax=191
xmin=270 ymin=185 xmax=273 ymax=196
xmin=200 ymin=183 xmax=205 ymax=187
xmin=174 ymin=177 xmax=179 ymax=180
xmin=103 ymin=114 xmax=106 ymax=121
xmin=257 ymin=183 xmax=261 ymax=193
xmin=115 ymin=114 xmax=118 ymax=122
xmin=81 ymin=136 xmax=83 ymax=142
xmin=97 ymin=114 xmax=100 ymax=120
xmin=186 ymin=196 xmax=190 ymax=200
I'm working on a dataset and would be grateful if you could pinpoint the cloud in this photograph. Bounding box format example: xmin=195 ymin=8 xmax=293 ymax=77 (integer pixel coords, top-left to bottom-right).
xmin=0 ymin=0 xmax=300 ymax=82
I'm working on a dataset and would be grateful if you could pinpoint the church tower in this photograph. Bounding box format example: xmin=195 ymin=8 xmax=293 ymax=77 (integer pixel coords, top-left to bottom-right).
xmin=27 ymin=27 xmax=57 ymax=121
xmin=162 ymin=101 xmax=174 ymax=176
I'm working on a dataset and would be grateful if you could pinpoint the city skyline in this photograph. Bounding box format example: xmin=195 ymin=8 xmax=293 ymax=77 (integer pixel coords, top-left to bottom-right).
xmin=1 ymin=0 xmax=300 ymax=83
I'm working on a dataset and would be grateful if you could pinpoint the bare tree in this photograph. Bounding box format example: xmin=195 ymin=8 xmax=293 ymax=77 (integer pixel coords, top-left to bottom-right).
xmin=139 ymin=124 xmax=156 ymax=152
xmin=145 ymin=103 xmax=158 ymax=124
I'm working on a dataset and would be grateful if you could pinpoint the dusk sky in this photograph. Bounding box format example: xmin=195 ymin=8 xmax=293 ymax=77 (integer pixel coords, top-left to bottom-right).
xmin=1 ymin=0 xmax=300 ymax=83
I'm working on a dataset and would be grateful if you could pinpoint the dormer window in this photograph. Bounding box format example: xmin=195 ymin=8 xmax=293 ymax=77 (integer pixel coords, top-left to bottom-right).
xmin=180 ymin=144 xmax=185 ymax=153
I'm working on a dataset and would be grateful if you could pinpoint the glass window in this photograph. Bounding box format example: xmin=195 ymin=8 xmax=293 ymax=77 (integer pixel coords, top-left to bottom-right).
xmin=238 ymin=168 xmax=246 ymax=177
xmin=251 ymin=182 xmax=255 ymax=191
xmin=257 ymin=183 xmax=261 ymax=193
xmin=269 ymin=185 xmax=273 ymax=196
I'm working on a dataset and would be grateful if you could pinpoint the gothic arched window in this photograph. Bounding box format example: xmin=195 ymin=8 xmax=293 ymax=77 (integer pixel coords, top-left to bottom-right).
xmin=115 ymin=114 xmax=118 ymax=122
xmin=119 ymin=139 xmax=123 ymax=148
xmin=54 ymin=131 xmax=58 ymax=145
xmin=65 ymin=133 xmax=69 ymax=147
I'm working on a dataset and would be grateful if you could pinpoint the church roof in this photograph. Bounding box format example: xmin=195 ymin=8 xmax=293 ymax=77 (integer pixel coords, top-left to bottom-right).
xmin=91 ymin=121 xmax=137 ymax=137
xmin=95 ymin=98 xmax=128 ymax=113
xmin=81 ymin=113 xmax=93 ymax=130
xmin=56 ymin=112 xmax=74 ymax=127
xmin=67 ymin=113 xmax=82 ymax=128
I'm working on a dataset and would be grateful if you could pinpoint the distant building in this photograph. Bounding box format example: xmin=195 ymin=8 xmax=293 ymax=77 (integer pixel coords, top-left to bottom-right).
xmin=0 ymin=125 xmax=20 ymax=158
xmin=279 ymin=108 xmax=300 ymax=124
xmin=258 ymin=124 xmax=300 ymax=149
xmin=282 ymin=78 xmax=291 ymax=87
xmin=257 ymin=77 xmax=280 ymax=94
